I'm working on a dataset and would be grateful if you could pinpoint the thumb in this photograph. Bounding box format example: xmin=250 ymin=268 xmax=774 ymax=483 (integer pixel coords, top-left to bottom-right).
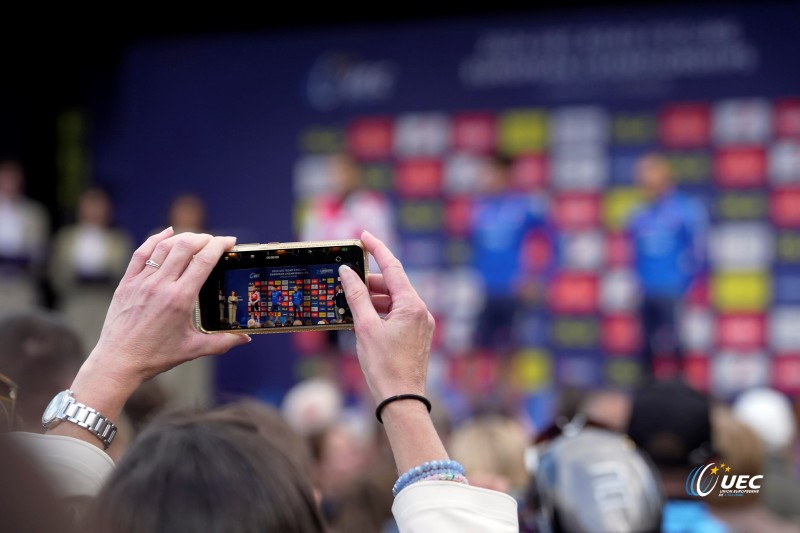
xmin=339 ymin=264 xmax=378 ymax=326
xmin=202 ymin=332 xmax=252 ymax=356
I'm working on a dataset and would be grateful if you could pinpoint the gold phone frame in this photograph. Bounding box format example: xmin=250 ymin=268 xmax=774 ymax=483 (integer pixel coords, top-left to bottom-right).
xmin=195 ymin=239 xmax=369 ymax=335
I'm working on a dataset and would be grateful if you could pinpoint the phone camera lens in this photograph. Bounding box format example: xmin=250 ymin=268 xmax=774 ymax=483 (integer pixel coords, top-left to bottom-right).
xmin=335 ymin=256 xmax=342 ymax=262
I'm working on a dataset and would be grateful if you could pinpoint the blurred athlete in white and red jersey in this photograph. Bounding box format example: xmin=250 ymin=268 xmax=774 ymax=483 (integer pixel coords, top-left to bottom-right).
xmin=300 ymin=153 xmax=395 ymax=272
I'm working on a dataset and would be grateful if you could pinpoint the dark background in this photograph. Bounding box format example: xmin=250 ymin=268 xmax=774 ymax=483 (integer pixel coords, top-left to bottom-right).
xmin=1 ymin=1 xmax=732 ymax=225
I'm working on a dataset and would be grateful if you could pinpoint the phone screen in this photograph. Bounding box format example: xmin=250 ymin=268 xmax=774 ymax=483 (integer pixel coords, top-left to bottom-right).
xmin=197 ymin=242 xmax=366 ymax=333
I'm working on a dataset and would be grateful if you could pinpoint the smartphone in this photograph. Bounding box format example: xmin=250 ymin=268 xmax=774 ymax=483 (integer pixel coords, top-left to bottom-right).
xmin=196 ymin=240 xmax=368 ymax=334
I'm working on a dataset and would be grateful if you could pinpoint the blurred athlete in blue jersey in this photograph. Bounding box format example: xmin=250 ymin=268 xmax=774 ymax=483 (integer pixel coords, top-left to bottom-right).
xmin=471 ymin=153 xmax=552 ymax=352
xmin=627 ymin=154 xmax=707 ymax=377
xmin=269 ymin=287 xmax=284 ymax=326
xmin=291 ymin=284 xmax=304 ymax=323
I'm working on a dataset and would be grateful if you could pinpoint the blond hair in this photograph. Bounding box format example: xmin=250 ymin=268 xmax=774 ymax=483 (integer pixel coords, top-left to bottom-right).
xmin=448 ymin=415 xmax=529 ymax=493
xmin=709 ymin=405 xmax=764 ymax=508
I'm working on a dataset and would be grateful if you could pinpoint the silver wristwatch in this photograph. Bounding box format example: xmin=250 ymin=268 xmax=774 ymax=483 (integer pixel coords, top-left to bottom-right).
xmin=42 ymin=390 xmax=118 ymax=449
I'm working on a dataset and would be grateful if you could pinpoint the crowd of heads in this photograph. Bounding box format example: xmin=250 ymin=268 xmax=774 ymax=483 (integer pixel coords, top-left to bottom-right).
xmin=0 ymin=153 xmax=798 ymax=532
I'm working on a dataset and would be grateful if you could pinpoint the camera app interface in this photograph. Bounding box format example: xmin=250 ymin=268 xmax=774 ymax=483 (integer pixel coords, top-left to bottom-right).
xmin=218 ymin=263 xmax=351 ymax=329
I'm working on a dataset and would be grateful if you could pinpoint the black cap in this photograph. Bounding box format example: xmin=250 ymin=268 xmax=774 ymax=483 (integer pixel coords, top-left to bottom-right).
xmin=626 ymin=379 xmax=713 ymax=468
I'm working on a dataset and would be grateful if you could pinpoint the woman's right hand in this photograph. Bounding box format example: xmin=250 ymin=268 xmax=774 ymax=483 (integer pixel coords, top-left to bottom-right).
xmin=339 ymin=230 xmax=446 ymax=474
xmin=338 ymin=230 xmax=436 ymax=406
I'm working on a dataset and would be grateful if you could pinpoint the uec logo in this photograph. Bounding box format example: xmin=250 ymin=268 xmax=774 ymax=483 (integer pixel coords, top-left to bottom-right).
xmin=686 ymin=462 xmax=763 ymax=497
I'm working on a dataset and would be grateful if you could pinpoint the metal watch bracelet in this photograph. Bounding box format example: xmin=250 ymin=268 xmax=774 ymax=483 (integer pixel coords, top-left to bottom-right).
xmin=62 ymin=401 xmax=118 ymax=449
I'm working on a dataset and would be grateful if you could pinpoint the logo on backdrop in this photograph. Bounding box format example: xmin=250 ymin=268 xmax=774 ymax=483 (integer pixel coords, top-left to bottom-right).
xmin=306 ymin=52 xmax=397 ymax=111
xmin=685 ymin=462 xmax=764 ymax=497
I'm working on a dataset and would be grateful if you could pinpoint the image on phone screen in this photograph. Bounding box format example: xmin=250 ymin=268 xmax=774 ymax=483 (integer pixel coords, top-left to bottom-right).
xmin=197 ymin=241 xmax=366 ymax=334
xmin=220 ymin=263 xmax=350 ymax=329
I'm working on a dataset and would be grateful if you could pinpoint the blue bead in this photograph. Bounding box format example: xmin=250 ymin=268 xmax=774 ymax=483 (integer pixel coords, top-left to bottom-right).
xmin=393 ymin=459 xmax=468 ymax=497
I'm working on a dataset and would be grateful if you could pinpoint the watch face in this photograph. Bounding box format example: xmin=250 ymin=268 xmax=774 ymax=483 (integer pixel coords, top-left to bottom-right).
xmin=42 ymin=390 xmax=70 ymax=425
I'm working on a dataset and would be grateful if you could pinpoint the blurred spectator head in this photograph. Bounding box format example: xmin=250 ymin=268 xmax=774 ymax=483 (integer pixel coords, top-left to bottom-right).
xmin=209 ymin=399 xmax=315 ymax=482
xmin=708 ymin=405 xmax=764 ymax=508
xmin=626 ymin=379 xmax=713 ymax=469
xmin=168 ymin=193 xmax=206 ymax=233
xmin=635 ymin=153 xmax=673 ymax=200
xmin=0 ymin=311 xmax=84 ymax=432
xmin=308 ymin=417 xmax=374 ymax=499
xmin=0 ymin=159 xmax=24 ymax=200
xmin=330 ymin=153 xmax=362 ymax=196
xmin=281 ymin=378 xmax=343 ymax=436
xmin=550 ymin=387 xmax=632 ymax=434
xmin=732 ymin=387 xmax=797 ymax=457
xmin=323 ymin=452 xmax=397 ymax=533
xmin=581 ymin=388 xmax=632 ymax=433
xmin=482 ymin=152 xmax=513 ymax=193
xmin=122 ymin=380 xmax=168 ymax=434
xmin=91 ymin=409 xmax=324 ymax=533
xmin=529 ymin=427 xmax=663 ymax=533
xmin=0 ymin=435 xmax=76 ymax=533
xmin=77 ymin=187 xmax=112 ymax=227
xmin=448 ymin=414 xmax=529 ymax=495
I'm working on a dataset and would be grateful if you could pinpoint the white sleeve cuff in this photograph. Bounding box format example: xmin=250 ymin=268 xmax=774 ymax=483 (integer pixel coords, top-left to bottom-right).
xmin=8 ymin=432 xmax=115 ymax=499
xmin=392 ymin=480 xmax=519 ymax=532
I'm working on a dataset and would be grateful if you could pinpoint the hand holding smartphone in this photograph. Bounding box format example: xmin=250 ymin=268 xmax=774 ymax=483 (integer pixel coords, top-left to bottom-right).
xmin=196 ymin=240 xmax=368 ymax=334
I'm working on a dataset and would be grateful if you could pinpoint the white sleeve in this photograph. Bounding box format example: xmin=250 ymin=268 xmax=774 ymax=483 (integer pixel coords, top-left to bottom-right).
xmin=392 ymin=481 xmax=519 ymax=533
xmin=8 ymin=432 xmax=115 ymax=499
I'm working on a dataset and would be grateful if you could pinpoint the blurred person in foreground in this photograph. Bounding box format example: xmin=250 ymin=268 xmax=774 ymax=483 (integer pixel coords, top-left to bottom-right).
xmin=626 ymin=379 xmax=727 ymax=532
xmin=0 ymin=434 xmax=77 ymax=533
xmin=12 ymin=229 xmax=517 ymax=531
xmin=311 ymin=415 xmax=397 ymax=531
xmin=49 ymin=187 xmax=132 ymax=351
xmin=0 ymin=311 xmax=84 ymax=433
xmin=282 ymin=378 xmax=444 ymax=532
xmin=0 ymin=158 xmax=49 ymax=313
xmin=733 ymin=388 xmax=800 ymax=523
xmin=470 ymin=153 xmax=551 ymax=353
xmin=706 ymin=405 xmax=798 ymax=533
xmin=627 ymin=153 xmax=707 ymax=379
xmin=524 ymin=420 xmax=663 ymax=533
xmin=448 ymin=414 xmax=529 ymax=498
xmin=92 ymin=400 xmax=325 ymax=533
xmin=281 ymin=377 xmax=374 ymax=509
xmin=0 ymin=310 xmax=138 ymax=461
xmin=579 ymin=387 xmax=632 ymax=433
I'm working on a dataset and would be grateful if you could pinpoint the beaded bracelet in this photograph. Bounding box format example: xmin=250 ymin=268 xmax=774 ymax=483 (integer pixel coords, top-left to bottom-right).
xmin=392 ymin=459 xmax=468 ymax=496
xmin=421 ymin=472 xmax=469 ymax=485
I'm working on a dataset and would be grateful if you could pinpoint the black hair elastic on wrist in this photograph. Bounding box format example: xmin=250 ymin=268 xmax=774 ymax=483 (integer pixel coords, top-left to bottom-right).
xmin=375 ymin=394 xmax=432 ymax=424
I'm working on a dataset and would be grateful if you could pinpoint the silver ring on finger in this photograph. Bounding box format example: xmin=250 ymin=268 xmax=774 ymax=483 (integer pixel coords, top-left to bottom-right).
xmin=145 ymin=259 xmax=161 ymax=269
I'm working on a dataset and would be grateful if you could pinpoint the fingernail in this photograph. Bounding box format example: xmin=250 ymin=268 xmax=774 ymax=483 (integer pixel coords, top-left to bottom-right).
xmin=241 ymin=334 xmax=252 ymax=343
xmin=163 ymin=226 xmax=174 ymax=234
xmin=338 ymin=265 xmax=355 ymax=287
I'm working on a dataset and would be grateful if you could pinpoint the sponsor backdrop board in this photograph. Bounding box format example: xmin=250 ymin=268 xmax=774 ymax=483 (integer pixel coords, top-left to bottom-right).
xmin=91 ymin=4 xmax=800 ymax=422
